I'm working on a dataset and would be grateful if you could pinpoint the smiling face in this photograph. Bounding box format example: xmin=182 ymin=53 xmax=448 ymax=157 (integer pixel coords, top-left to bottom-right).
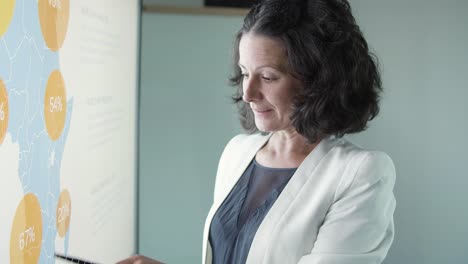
xmin=239 ymin=33 xmax=302 ymax=133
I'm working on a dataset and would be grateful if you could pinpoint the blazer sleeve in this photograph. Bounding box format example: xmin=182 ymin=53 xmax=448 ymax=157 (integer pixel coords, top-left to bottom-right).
xmin=297 ymin=151 xmax=396 ymax=264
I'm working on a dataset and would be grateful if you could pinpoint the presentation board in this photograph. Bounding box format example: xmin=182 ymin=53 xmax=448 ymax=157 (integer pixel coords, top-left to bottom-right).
xmin=0 ymin=0 xmax=140 ymax=263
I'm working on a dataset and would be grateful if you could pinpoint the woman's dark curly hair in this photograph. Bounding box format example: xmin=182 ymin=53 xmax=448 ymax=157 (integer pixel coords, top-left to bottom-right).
xmin=230 ymin=0 xmax=382 ymax=143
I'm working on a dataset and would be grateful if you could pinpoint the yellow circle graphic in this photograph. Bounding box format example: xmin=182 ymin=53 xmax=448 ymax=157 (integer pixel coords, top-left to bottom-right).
xmin=44 ymin=70 xmax=67 ymax=141
xmin=38 ymin=0 xmax=69 ymax=51
xmin=10 ymin=193 xmax=43 ymax=264
xmin=56 ymin=189 xmax=71 ymax=237
xmin=0 ymin=79 xmax=9 ymax=145
xmin=0 ymin=0 xmax=15 ymax=37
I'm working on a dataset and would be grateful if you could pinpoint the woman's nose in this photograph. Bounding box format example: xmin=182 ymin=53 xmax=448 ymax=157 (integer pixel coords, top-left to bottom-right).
xmin=242 ymin=77 xmax=261 ymax=103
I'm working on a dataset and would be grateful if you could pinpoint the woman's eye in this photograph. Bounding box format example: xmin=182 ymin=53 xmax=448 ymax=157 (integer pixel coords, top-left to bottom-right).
xmin=241 ymin=73 xmax=249 ymax=79
xmin=262 ymin=76 xmax=273 ymax=81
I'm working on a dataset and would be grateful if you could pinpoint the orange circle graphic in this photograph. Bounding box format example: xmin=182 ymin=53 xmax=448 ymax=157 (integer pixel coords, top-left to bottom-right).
xmin=38 ymin=0 xmax=70 ymax=51
xmin=10 ymin=193 xmax=43 ymax=264
xmin=44 ymin=70 xmax=67 ymax=141
xmin=0 ymin=79 xmax=9 ymax=145
xmin=0 ymin=0 xmax=15 ymax=37
xmin=56 ymin=189 xmax=71 ymax=237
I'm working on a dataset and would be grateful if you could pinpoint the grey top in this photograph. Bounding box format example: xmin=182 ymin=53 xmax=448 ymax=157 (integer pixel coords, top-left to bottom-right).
xmin=209 ymin=158 xmax=297 ymax=264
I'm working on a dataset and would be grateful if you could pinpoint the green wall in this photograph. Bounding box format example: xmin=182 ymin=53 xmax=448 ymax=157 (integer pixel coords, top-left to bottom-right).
xmin=349 ymin=1 xmax=468 ymax=263
xmin=138 ymin=13 xmax=242 ymax=263
xmin=139 ymin=1 xmax=468 ymax=263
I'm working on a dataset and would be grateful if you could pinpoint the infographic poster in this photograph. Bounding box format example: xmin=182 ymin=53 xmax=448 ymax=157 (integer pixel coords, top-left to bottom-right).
xmin=0 ymin=0 xmax=139 ymax=263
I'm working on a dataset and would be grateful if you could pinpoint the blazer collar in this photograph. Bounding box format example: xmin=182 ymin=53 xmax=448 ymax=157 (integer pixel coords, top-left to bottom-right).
xmin=205 ymin=133 xmax=340 ymax=264
xmin=246 ymin=135 xmax=340 ymax=263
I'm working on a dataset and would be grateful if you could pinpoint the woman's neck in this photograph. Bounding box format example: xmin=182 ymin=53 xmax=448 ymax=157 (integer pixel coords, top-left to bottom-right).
xmin=256 ymin=129 xmax=320 ymax=168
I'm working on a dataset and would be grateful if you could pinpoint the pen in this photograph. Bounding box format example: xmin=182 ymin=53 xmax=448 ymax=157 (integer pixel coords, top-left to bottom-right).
xmin=54 ymin=253 xmax=100 ymax=264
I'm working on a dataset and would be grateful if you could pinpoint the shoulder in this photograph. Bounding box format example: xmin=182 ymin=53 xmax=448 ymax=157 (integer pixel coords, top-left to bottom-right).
xmin=352 ymin=150 xmax=395 ymax=187
xmin=212 ymin=133 xmax=271 ymax=200
xmin=225 ymin=132 xmax=270 ymax=147
xmin=325 ymin=137 xmax=394 ymax=170
xmin=329 ymin=137 xmax=396 ymax=200
xmin=220 ymin=133 xmax=271 ymax=158
xmin=216 ymin=133 xmax=271 ymax=173
xmin=339 ymin=137 xmax=395 ymax=177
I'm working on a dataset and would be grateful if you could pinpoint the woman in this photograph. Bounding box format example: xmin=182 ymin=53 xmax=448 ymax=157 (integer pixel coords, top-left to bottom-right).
xmin=120 ymin=0 xmax=395 ymax=263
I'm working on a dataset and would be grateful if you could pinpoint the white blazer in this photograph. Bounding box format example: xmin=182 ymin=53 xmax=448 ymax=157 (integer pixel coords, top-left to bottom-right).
xmin=202 ymin=133 xmax=396 ymax=264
